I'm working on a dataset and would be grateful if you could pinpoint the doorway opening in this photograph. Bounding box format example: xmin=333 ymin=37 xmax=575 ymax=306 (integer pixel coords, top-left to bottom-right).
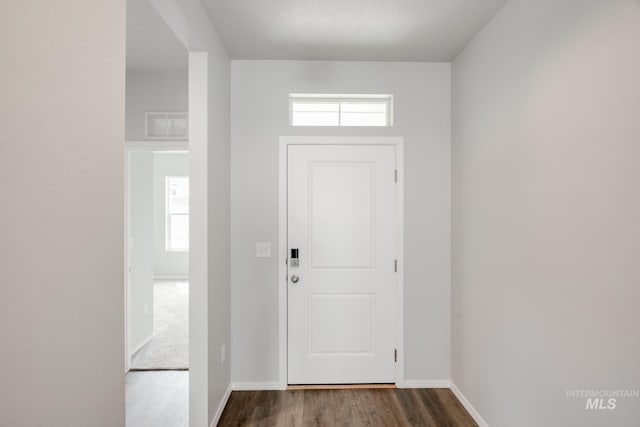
xmin=125 ymin=148 xmax=190 ymax=425
xmin=124 ymin=0 xmax=192 ymax=424
xmin=127 ymin=150 xmax=190 ymax=372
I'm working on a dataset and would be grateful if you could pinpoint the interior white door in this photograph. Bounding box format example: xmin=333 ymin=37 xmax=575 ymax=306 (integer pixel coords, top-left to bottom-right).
xmin=287 ymin=144 xmax=397 ymax=384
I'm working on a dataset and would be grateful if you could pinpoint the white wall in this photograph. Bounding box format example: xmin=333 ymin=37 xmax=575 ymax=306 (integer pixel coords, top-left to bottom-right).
xmin=205 ymin=47 xmax=232 ymax=422
xmin=0 ymin=0 xmax=125 ymax=425
xmin=452 ymin=1 xmax=640 ymax=426
xmin=125 ymin=69 xmax=188 ymax=141
xmin=153 ymin=151 xmax=189 ymax=279
xmin=231 ymin=60 xmax=451 ymax=384
xmin=129 ymin=151 xmax=155 ymax=355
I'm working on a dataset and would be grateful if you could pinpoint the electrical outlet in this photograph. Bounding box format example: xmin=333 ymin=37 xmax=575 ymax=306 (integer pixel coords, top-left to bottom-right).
xmin=221 ymin=342 xmax=226 ymax=365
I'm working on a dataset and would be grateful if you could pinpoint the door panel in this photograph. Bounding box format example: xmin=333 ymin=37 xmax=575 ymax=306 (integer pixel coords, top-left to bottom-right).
xmin=309 ymin=163 xmax=374 ymax=269
xmin=309 ymin=294 xmax=374 ymax=354
xmin=287 ymin=144 xmax=396 ymax=384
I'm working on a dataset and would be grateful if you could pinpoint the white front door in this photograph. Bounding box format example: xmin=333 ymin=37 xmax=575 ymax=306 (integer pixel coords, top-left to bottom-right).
xmin=287 ymin=144 xmax=397 ymax=384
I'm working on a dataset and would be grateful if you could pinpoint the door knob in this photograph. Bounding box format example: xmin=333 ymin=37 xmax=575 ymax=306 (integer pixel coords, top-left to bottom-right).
xmin=290 ymin=275 xmax=300 ymax=284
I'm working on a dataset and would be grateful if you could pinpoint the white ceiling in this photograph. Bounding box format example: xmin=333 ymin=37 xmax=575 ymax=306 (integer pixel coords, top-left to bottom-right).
xmin=201 ymin=0 xmax=508 ymax=61
xmin=126 ymin=0 xmax=187 ymax=70
xmin=126 ymin=0 xmax=508 ymax=69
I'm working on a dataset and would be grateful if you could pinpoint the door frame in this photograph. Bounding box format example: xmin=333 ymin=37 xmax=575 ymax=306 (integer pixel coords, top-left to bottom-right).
xmin=278 ymin=136 xmax=405 ymax=388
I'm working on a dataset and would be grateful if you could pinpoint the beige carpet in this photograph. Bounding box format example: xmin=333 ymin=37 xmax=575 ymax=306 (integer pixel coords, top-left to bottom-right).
xmin=131 ymin=281 xmax=189 ymax=370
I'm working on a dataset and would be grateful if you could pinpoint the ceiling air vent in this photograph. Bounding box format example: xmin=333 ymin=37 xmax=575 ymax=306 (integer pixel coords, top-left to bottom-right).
xmin=145 ymin=112 xmax=188 ymax=139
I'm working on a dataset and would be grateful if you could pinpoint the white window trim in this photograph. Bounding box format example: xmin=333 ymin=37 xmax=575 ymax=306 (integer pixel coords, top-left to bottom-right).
xmin=165 ymin=176 xmax=189 ymax=252
xmin=289 ymin=94 xmax=393 ymax=127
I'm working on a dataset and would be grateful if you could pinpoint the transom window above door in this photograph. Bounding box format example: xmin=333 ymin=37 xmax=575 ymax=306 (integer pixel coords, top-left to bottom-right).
xmin=289 ymin=94 xmax=393 ymax=127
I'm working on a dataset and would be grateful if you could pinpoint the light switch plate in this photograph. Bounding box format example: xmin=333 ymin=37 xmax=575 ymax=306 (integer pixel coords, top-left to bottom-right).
xmin=255 ymin=242 xmax=272 ymax=258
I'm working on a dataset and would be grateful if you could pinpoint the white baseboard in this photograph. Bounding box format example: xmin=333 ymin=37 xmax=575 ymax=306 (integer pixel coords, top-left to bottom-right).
xmin=231 ymin=381 xmax=285 ymax=391
xmin=129 ymin=332 xmax=154 ymax=359
xmin=450 ymin=382 xmax=489 ymax=427
xmin=210 ymin=382 xmax=232 ymax=427
xmin=232 ymin=380 xmax=453 ymax=390
xmin=401 ymin=379 xmax=452 ymax=389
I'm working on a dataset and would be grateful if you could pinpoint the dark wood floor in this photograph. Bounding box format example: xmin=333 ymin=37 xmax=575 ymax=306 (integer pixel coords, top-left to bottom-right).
xmin=218 ymin=388 xmax=478 ymax=427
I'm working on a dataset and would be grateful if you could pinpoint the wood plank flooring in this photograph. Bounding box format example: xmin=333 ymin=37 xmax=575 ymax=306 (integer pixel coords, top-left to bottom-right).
xmin=218 ymin=388 xmax=478 ymax=427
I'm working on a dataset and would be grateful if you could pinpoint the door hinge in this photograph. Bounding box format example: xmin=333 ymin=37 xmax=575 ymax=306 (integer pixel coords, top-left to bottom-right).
xmin=394 ymin=349 xmax=397 ymax=363
xmin=394 ymin=169 xmax=398 ymax=183
xmin=394 ymin=259 xmax=398 ymax=273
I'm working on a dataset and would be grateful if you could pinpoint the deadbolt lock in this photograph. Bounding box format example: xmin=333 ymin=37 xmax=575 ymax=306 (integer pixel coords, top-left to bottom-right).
xmin=290 ymin=248 xmax=299 ymax=267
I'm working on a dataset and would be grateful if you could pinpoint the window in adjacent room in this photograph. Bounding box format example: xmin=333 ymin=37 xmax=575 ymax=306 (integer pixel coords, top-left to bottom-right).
xmin=166 ymin=176 xmax=189 ymax=251
xmin=289 ymin=94 xmax=393 ymax=127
